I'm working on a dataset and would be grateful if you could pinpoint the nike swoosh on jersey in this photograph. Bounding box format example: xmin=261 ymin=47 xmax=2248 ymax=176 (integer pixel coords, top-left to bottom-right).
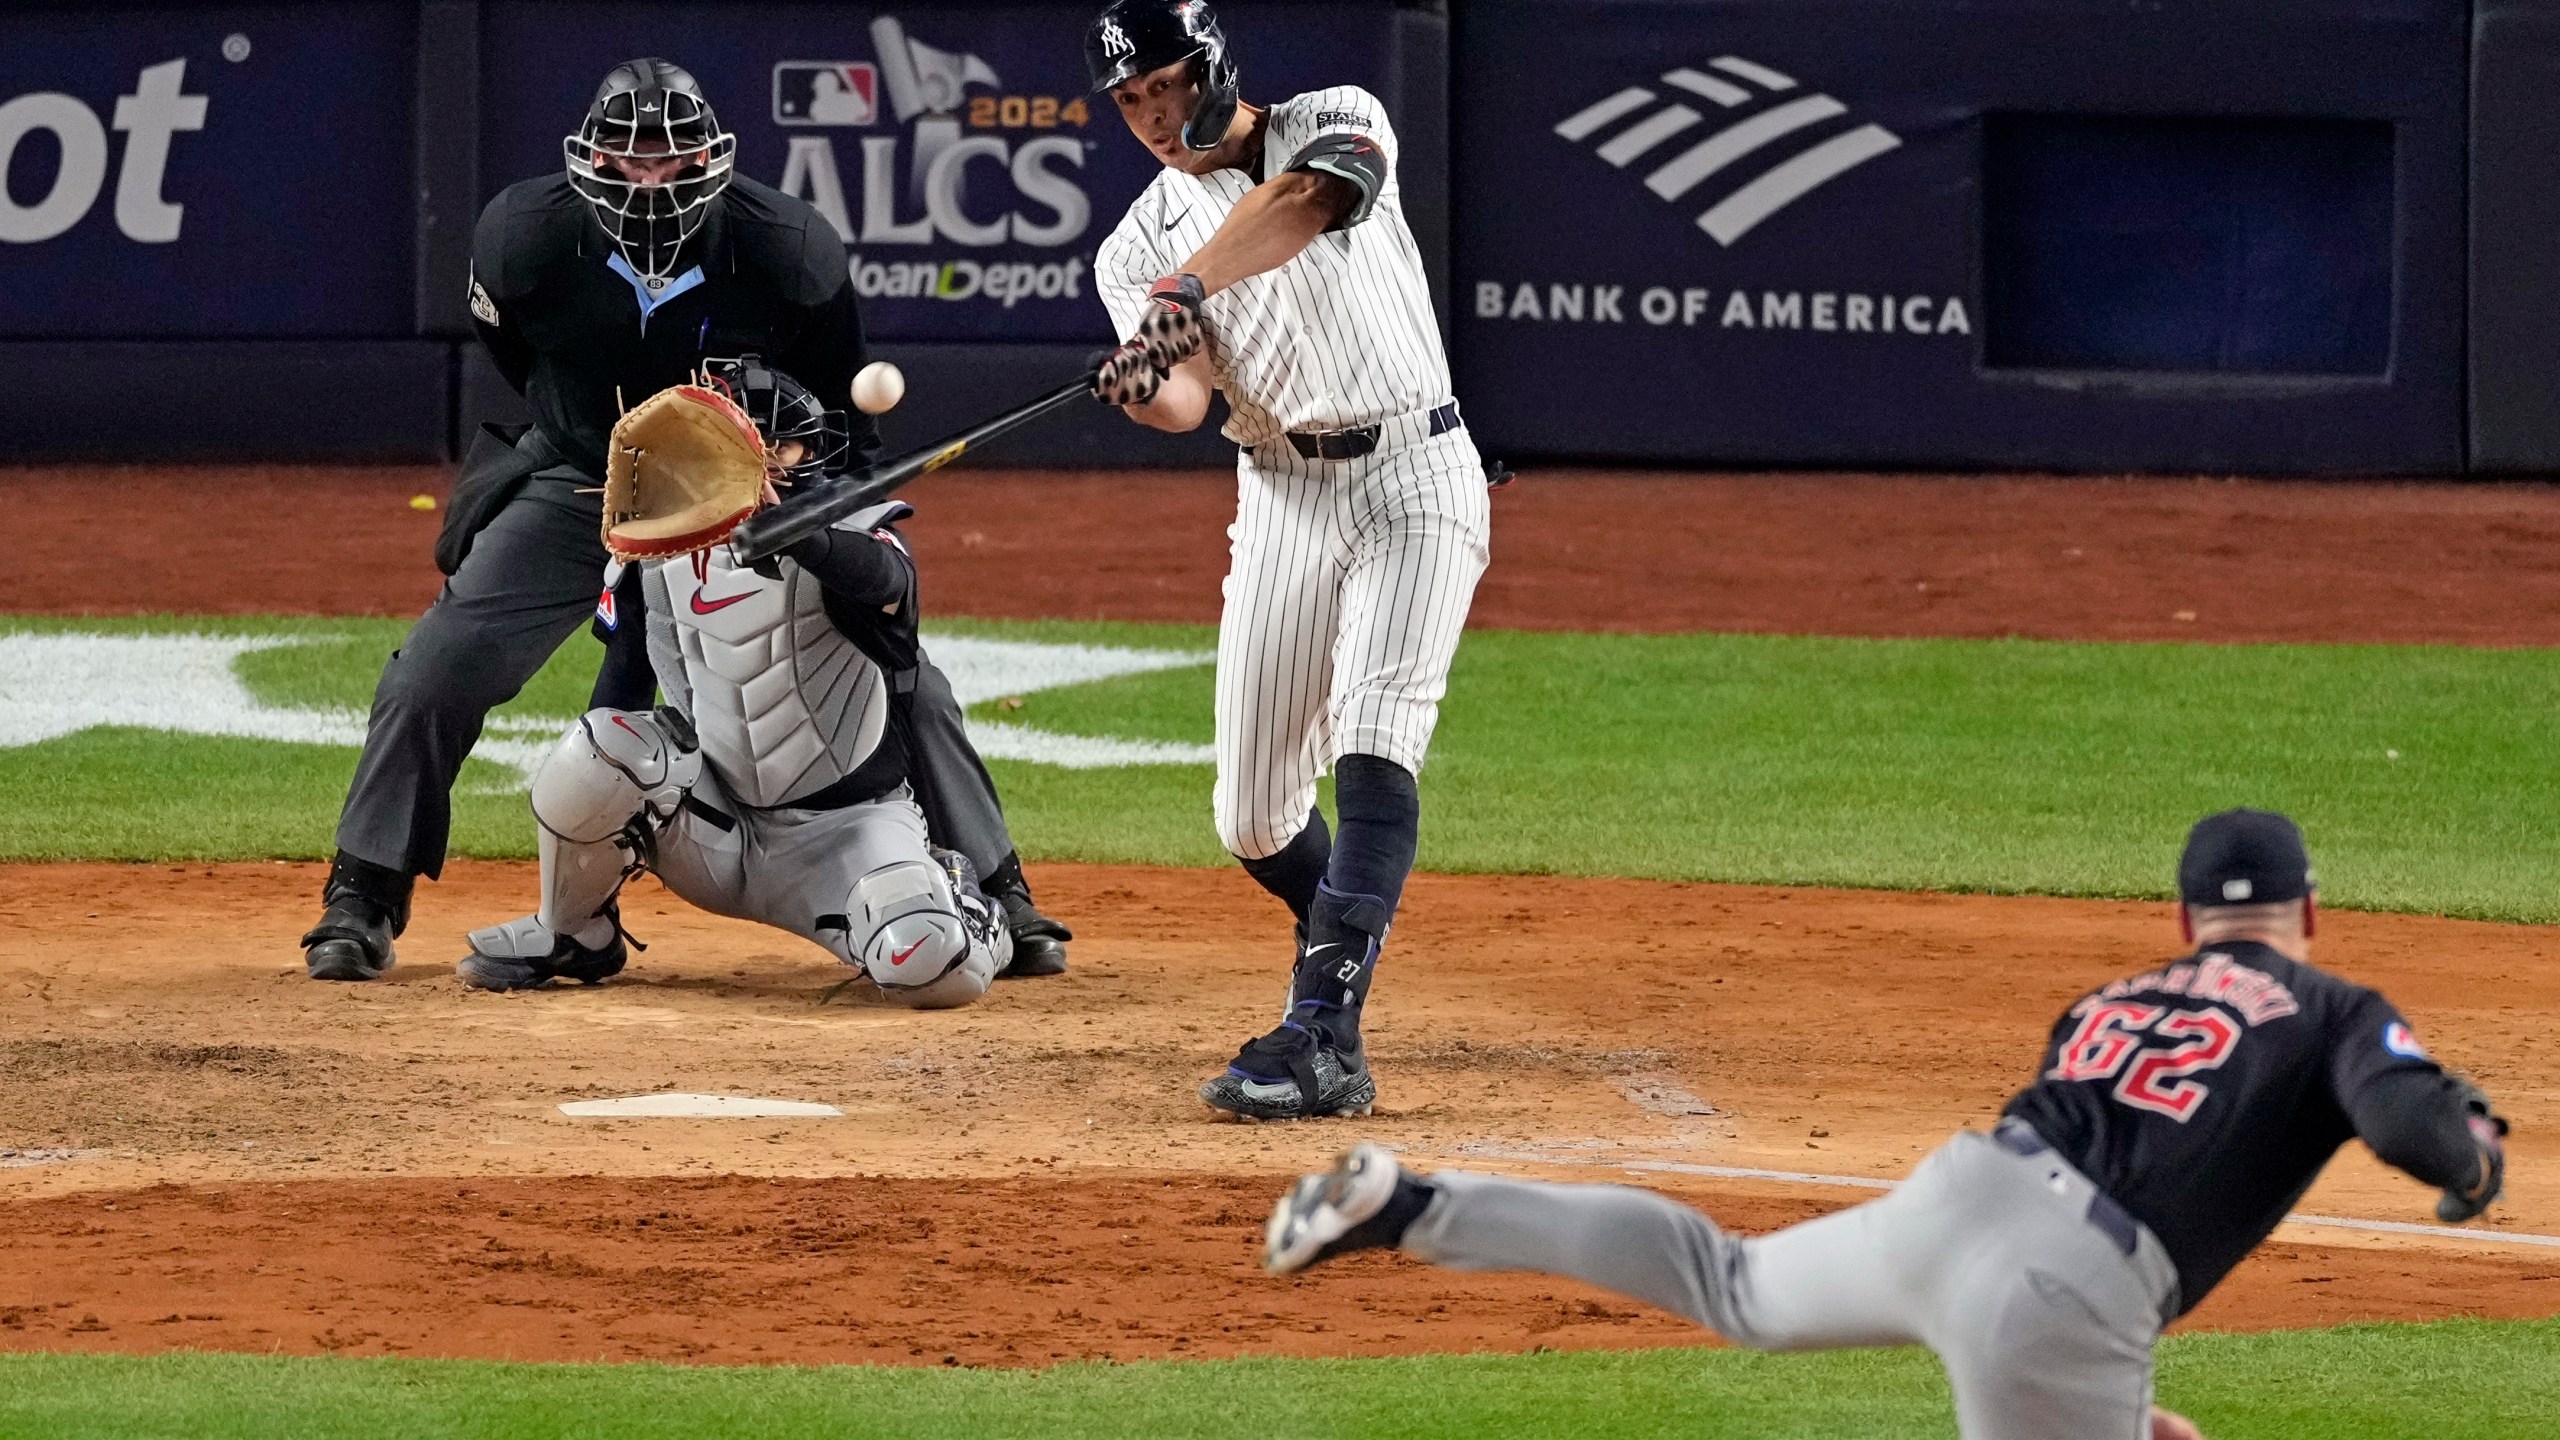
xmin=1162 ymin=208 xmax=1191 ymax=232
xmin=690 ymin=586 xmax=754 ymax=616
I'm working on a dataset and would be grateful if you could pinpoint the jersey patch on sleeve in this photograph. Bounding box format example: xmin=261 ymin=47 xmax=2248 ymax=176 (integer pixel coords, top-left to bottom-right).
xmin=2382 ymin=1021 xmax=2429 ymax=1059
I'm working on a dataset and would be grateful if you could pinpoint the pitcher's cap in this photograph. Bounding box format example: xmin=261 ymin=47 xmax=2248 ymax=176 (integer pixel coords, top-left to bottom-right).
xmin=2178 ymin=809 xmax=2313 ymax=906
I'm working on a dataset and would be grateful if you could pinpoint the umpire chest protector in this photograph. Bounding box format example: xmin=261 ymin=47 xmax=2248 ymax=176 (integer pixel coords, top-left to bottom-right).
xmin=472 ymin=174 xmax=851 ymax=477
xmin=642 ymin=538 xmax=898 ymax=810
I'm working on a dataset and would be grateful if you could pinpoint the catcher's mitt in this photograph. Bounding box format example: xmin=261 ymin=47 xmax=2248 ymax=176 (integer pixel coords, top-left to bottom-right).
xmin=602 ymin=383 xmax=773 ymax=560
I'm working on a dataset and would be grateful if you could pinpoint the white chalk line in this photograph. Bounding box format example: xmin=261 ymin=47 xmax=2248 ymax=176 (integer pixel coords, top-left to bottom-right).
xmin=1469 ymin=1148 xmax=2560 ymax=1251
xmin=0 ymin=629 xmax=1215 ymax=790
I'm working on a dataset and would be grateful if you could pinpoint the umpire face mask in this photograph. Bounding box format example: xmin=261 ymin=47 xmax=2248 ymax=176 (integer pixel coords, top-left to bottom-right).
xmin=564 ymin=59 xmax=737 ymax=287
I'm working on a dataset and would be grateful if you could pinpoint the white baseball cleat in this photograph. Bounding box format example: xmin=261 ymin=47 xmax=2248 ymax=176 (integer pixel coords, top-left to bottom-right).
xmin=1264 ymin=1141 xmax=1408 ymax=1274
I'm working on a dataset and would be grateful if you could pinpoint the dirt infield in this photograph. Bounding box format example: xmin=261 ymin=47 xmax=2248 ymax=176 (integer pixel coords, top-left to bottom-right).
xmin=11 ymin=463 xmax=2560 ymax=645
xmin=4 ymin=462 xmax=2557 ymax=1368
xmin=1 ymin=861 xmax=2552 ymax=1364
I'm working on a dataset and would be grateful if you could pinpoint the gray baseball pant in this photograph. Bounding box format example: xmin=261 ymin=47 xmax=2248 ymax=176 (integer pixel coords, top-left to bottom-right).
xmin=1405 ymin=1126 xmax=2181 ymax=1440
xmin=334 ymin=466 xmax=1021 ymax=882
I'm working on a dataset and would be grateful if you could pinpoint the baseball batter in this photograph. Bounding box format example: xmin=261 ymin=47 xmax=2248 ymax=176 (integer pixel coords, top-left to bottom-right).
xmin=1084 ymin=0 xmax=1492 ymax=1120
xmin=1267 ymin=811 xmax=2511 ymax=1440
xmin=458 ymin=363 xmax=1010 ymax=1006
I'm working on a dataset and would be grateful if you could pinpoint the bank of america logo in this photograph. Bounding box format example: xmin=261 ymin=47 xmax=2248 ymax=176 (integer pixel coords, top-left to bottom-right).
xmin=1555 ymin=56 xmax=1901 ymax=246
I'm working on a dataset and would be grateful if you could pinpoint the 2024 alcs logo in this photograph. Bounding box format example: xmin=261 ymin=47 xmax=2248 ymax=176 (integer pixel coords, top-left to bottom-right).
xmin=1481 ymin=55 xmax=1967 ymax=340
xmin=0 ymin=58 xmax=207 ymax=244
xmin=770 ymin=15 xmax=1094 ymax=309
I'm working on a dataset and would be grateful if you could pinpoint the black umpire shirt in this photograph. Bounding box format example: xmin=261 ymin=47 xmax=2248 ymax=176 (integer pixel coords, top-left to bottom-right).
xmin=468 ymin=173 xmax=881 ymax=479
xmin=2002 ymin=939 xmax=2484 ymax=1312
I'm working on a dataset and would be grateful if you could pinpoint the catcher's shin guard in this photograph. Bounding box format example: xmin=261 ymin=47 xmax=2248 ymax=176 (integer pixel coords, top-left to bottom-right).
xmin=847 ymin=851 xmax=1005 ymax=1009
xmin=530 ymin=706 xmax=699 ymax=936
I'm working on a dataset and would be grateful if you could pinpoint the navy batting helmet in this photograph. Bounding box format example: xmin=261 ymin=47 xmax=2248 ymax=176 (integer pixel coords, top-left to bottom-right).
xmin=565 ymin=59 xmax=737 ymax=286
xmin=1085 ymin=0 xmax=1239 ymax=152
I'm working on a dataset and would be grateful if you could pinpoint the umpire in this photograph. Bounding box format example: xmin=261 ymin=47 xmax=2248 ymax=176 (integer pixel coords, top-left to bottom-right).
xmin=301 ymin=59 xmax=1070 ymax=982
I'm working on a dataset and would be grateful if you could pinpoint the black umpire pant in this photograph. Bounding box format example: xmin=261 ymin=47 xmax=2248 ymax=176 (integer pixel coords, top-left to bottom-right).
xmin=333 ymin=465 xmax=1021 ymax=884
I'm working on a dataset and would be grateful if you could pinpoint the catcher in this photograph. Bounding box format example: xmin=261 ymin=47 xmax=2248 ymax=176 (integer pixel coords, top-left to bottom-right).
xmin=456 ymin=361 xmax=1009 ymax=1006
xmin=1266 ymin=810 xmax=2509 ymax=1440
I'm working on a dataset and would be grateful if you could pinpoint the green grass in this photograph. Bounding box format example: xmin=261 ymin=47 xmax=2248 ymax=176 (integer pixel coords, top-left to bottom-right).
xmin=0 ymin=1319 xmax=2551 ymax=1438
xmin=5 ymin=615 xmax=2558 ymax=920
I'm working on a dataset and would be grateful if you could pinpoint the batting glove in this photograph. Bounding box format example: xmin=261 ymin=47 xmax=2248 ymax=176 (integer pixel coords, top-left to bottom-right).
xmin=1137 ymin=273 xmax=1207 ymax=370
xmin=1091 ymin=341 xmax=1164 ymax=407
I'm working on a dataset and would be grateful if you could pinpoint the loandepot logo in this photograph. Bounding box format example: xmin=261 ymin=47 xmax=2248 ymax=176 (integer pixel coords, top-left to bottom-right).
xmin=0 ymin=631 xmax=1212 ymax=790
xmin=1555 ymin=56 xmax=1901 ymax=247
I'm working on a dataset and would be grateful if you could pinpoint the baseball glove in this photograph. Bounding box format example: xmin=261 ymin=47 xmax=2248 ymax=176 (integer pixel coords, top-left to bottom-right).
xmin=2434 ymin=1077 xmax=2510 ymax=1224
xmin=602 ymin=383 xmax=775 ymax=560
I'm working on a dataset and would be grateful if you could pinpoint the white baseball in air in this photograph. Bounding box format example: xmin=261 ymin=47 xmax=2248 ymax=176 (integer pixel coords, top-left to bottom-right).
xmin=851 ymin=361 xmax=906 ymax=415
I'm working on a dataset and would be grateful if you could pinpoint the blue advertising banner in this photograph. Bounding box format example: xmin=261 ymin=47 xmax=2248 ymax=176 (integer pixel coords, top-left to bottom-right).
xmin=480 ymin=2 xmax=1407 ymax=343
xmin=0 ymin=4 xmax=415 ymax=338
xmin=1455 ymin=0 xmax=2468 ymax=473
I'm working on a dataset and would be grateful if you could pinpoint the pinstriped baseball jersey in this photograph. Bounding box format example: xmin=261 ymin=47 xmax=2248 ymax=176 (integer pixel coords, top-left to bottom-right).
xmin=1096 ymin=86 xmax=1448 ymax=446
xmin=1094 ymin=85 xmax=1489 ymax=861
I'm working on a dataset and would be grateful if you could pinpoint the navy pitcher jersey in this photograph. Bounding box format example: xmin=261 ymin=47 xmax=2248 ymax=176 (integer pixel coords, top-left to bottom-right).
xmin=2002 ymin=939 xmax=2445 ymax=1307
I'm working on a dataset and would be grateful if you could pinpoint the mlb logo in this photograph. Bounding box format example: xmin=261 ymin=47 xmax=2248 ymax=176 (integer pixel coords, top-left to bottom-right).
xmin=773 ymin=62 xmax=879 ymax=126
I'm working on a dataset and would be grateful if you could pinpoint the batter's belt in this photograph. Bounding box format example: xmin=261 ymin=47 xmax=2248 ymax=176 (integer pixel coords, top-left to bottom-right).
xmin=1281 ymin=400 xmax=1463 ymax=461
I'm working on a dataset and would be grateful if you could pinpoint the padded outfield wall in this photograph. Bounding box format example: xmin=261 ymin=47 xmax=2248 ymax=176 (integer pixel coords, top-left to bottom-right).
xmin=2 ymin=0 xmax=2556 ymax=472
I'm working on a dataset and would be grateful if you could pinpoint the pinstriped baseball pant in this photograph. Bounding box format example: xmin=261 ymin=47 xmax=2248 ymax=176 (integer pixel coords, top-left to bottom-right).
xmin=1214 ymin=426 xmax=1490 ymax=860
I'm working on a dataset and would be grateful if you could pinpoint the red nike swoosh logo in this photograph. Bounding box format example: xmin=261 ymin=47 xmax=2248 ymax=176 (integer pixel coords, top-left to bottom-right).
xmin=888 ymin=937 xmax=929 ymax=967
xmin=690 ymin=586 xmax=753 ymax=615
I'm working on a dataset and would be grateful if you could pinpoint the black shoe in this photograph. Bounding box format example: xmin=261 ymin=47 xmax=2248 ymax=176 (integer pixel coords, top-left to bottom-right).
xmin=995 ymin=889 xmax=1070 ymax=978
xmin=301 ymin=855 xmax=411 ymax=982
xmin=1201 ymin=1020 xmax=1375 ymax=1120
xmin=456 ymin=913 xmax=628 ymax=992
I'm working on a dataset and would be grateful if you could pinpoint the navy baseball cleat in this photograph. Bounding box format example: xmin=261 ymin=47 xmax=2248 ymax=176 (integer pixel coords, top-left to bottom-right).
xmin=1265 ymin=1141 xmax=1433 ymax=1273
xmin=1201 ymin=1020 xmax=1374 ymax=1120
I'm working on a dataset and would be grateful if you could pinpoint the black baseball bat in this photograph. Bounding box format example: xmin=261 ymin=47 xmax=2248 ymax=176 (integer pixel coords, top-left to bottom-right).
xmin=727 ymin=367 xmax=1097 ymax=566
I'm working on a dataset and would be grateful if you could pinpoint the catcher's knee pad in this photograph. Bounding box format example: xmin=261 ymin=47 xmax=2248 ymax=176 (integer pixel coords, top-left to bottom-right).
xmin=531 ymin=707 xmax=701 ymax=843
xmin=851 ymin=859 xmax=996 ymax=1009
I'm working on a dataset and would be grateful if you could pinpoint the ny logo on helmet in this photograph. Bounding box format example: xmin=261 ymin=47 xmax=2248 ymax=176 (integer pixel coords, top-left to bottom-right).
xmin=1099 ymin=19 xmax=1135 ymax=59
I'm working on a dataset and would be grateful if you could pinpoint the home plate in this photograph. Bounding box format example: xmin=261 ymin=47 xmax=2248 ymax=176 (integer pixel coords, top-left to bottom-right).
xmin=558 ymin=1093 xmax=843 ymax=1118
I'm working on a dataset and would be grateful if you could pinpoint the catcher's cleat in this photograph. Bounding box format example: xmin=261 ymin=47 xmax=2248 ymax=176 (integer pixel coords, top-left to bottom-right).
xmin=301 ymin=856 xmax=411 ymax=982
xmin=996 ymin=889 xmax=1071 ymax=978
xmin=456 ymin=912 xmax=629 ymax=992
xmin=1265 ymin=1141 xmax=1432 ymax=1274
xmin=1201 ymin=1020 xmax=1375 ymax=1121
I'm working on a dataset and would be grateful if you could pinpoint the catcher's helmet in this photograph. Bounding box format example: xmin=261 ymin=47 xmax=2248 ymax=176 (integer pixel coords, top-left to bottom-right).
xmin=700 ymin=356 xmax=850 ymax=485
xmin=1085 ymin=0 xmax=1239 ymax=152
xmin=564 ymin=59 xmax=737 ymax=286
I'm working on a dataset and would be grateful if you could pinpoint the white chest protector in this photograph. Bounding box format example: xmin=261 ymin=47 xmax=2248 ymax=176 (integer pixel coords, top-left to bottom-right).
xmin=641 ymin=541 xmax=890 ymax=809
